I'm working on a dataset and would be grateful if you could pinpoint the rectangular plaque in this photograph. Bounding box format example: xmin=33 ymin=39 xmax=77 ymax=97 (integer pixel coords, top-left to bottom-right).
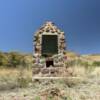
xmin=42 ymin=35 xmax=58 ymax=56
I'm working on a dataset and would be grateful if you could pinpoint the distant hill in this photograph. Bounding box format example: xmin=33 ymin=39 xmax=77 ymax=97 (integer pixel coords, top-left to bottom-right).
xmin=65 ymin=51 xmax=80 ymax=60
xmin=83 ymin=54 xmax=100 ymax=61
xmin=65 ymin=51 xmax=100 ymax=61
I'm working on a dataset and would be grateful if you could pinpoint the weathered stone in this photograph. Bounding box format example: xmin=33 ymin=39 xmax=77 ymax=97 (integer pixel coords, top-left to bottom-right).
xmin=33 ymin=21 xmax=66 ymax=55
xmin=33 ymin=21 xmax=67 ymax=77
xmin=33 ymin=68 xmax=40 ymax=75
xmin=41 ymin=68 xmax=49 ymax=74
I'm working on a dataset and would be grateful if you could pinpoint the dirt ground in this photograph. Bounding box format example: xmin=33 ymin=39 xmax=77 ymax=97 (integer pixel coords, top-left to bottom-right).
xmin=0 ymin=75 xmax=100 ymax=100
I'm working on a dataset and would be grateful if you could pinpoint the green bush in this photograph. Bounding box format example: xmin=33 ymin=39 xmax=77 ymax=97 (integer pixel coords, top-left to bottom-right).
xmin=8 ymin=52 xmax=23 ymax=67
xmin=34 ymin=96 xmax=41 ymax=100
xmin=0 ymin=51 xmax=33 ymax=68
xmin=92 ymin=61 xmax=100 ymax=66
xmin=0 ymin=52 xmax=9 ymax=67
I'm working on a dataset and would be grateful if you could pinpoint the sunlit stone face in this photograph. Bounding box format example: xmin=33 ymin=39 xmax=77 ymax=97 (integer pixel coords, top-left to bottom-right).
xmin=33 ymin=22 xmax=66 ymax=56
xmin=33 ymin=22 xmax=66 ymax=68
xmin=42 ymin=35 xmax=58 ymax=56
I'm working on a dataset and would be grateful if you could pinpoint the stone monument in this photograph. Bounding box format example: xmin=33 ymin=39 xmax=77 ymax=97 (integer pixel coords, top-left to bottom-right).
xmin=33 ymin=21 xmax=67 ymax=77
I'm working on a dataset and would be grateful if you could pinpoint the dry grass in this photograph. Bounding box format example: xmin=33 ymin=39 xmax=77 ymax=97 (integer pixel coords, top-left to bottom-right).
xmin=0 ymin=67 xmax=32 ymax=90
xmin=0 ymin=68 xmax=19 ymax=77
xmin=91 ymin=67 xmax=100 ymax=76
xmin=0 ymin=66 xmax=100 ymax=100
xmin=84 ymin=55 xmax=100 ymax=61
xmin=0 ymin=68 xmax=32 ymax=80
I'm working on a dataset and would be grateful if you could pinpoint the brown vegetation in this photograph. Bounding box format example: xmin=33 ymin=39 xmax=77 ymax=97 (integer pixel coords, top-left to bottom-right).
xmin=0 ymin=51 xmax=100 ymax=100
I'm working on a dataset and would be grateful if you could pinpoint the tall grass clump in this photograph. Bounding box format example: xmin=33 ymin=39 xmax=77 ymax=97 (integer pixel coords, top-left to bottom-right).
xmin=17 ymin=66 xmax=32 ymax=88
xmin=0 ymin=66 xmax=32 ymax=90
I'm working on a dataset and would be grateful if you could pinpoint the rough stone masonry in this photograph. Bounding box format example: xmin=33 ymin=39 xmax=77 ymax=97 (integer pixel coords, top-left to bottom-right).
xmin=33 ymin=22 xmax=67 ymax=77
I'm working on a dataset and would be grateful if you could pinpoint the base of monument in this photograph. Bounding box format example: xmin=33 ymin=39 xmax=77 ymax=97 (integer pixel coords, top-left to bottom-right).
xmin=32 ymin=66 xmax=73 ymax=79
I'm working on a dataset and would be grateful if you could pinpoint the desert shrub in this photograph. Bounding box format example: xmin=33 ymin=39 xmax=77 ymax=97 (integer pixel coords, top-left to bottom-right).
xmin=20 ymin=55 xmax=33 ymax=69
xmin=0 ymin=51 xmax=33 ymax=68
xmin=65 ymin=60 xmax=76 ymax=67
xmin=92 ymin=61 xmax=100 ymax=66
xmin=34 ymin=96 xmax=41 ymax=100
xmin=8 ymin=52 xmax=23 ymax=67
xmin=17 ymin=77 xmax=29 ymax=88
xmin=81 ymin=61 xmax=89 ymax=68
xmin=74 ymin=59 xmax=90 ymax=67
xmin=61 ymin=96 xmax=72 ymax=100
xmin=17 ymin=67 xmax=32 ymax=88
xmin=47 ymin=96 xmax=54 ymax=100
xmin=0 ymin=52 xmax=9 ymax=67
xmin=75 ymin=59 xmax=82 ymax=66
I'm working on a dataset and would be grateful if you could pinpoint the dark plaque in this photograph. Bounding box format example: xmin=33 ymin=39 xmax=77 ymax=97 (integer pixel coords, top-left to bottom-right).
xmin=42 ymin=35 xmax=58 ymax=56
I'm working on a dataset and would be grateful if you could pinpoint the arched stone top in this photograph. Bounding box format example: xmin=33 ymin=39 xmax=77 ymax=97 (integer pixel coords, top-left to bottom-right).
xmin=34 ymin=21 xmax=64 ymax=36
xmin=33 ymin=21 xmax=66 ymax=56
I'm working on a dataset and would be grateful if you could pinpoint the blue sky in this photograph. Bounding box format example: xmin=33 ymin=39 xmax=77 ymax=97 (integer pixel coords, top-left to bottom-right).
xmin=0 ymin=0 xmax=100 ymax=54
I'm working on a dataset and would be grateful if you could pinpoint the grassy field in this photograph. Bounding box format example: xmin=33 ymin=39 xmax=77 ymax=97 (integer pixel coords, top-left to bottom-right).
xmin=0 ymin=65 xmax=100 ymax=100
xmin=0 ymin=52 xmax=100 ymax=99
